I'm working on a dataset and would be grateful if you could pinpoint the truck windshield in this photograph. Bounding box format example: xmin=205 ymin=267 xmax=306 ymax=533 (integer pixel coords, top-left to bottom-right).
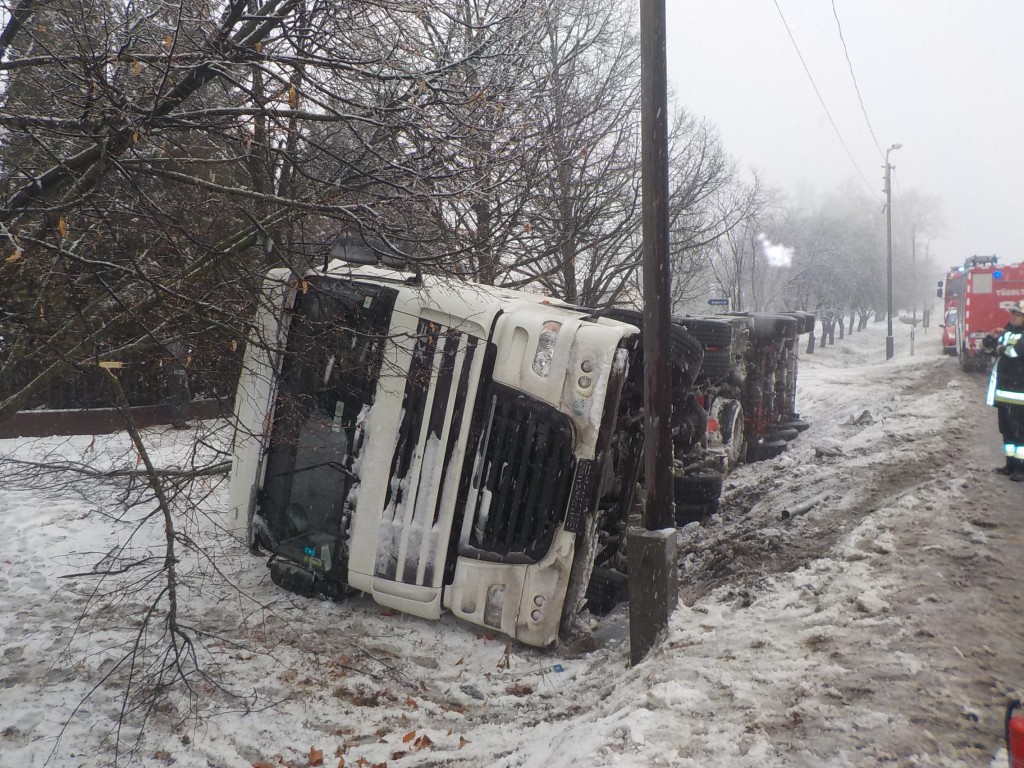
xmin=946 ymin=275 xmax=964 ymax=299
xmin=258 ymin=277 xmax=398 ymax=569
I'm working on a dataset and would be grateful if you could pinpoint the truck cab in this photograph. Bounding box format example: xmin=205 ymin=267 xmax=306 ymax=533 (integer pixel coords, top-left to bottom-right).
xmin=952 ymin=256 xmax=1024 ymax=372
xmin=226 ymin=260 xmax=644 ymax=647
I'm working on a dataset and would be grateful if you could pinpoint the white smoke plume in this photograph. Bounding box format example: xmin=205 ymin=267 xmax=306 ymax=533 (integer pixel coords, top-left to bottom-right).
xmin=759 ymin=233 xmax=794 ymax=268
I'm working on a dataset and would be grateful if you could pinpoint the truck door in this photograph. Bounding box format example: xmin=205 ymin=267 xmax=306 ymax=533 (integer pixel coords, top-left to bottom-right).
xmin=344 ymin=286 xmax=499 ymax=619
xmin=256 ymin=277 xmax=398 ymax=578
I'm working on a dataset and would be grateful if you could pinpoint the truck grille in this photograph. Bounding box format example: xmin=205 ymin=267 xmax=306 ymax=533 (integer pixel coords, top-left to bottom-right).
xmin=462 ymin=384 xmax=575 ymax=562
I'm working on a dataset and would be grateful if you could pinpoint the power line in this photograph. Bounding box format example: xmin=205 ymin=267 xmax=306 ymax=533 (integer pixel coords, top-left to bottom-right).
xmin=830 ymin=0 xmax=885 ymax=159
xmin=770 ymin=0 xmax=878 ymax=197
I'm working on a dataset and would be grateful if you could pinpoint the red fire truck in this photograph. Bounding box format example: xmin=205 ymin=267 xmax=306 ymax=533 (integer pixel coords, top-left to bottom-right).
xmin=946 ymin=256 xmax=1024 ymax=371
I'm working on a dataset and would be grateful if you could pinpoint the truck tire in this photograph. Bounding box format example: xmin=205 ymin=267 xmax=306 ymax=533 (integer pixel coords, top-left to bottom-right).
xmin=746 ymin=438 xmax=787 ymax=462
xmin=673 ymin=471 xmax=724 ymax=525
xmin=751 ymin=314 xmax=798 ymax=342
xmin=602 ymin=308 xmax=704 ymax=384
xmin=778 ymin=417 xmax=811 ymax=433
xmin=783 ymin=311 xmax=816 ymax=335
xmin=584 ymin=566 xmax=629 ymax=615
xmin=669 ymin=326 xmax=705 ymax=385
xmin=713 ymin=398 xmax=745 ymax=469
xmin=696 ymin=349 xmax=733 ymax=381
xmin=959 ymin=344 xmax=976 ymax=373
xmin=778 ymin=421 xmax=810 ymax=434
xmin=675 ymin=500 xmax=720 ymax=526
xmin=769 ymin=426 xmax=800 ymax=443
xmin=677 ymin=316 xmax=733 ymax=348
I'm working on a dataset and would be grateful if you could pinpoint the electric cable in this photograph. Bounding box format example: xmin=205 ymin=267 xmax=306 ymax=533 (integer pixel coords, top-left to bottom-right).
xmin=830 ymin=0 xmax=885 ymax=160
xmin=771 ymin=0 xmax=878 ymax=197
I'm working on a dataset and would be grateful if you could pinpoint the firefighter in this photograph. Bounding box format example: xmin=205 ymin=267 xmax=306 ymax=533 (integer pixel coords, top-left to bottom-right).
xmin=983 ymin=301 xmax=1024 ymax=480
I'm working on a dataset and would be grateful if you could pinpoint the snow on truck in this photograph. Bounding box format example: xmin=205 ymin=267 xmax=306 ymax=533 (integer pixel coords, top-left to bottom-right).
xmin=226 ymin=239 xmax=811 ymax=646
xmin=941 ymin=256 xmax=1024 ymax=372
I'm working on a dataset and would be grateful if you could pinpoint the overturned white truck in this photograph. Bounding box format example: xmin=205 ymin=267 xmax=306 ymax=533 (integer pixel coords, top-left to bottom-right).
xmin=227 ymin=254 xmax=655 ymax=647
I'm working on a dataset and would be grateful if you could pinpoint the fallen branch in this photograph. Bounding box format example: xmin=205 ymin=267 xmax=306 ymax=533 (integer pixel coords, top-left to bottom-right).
xmin=0 ymin=456 xmax=231 ymax=478
xmin=780 ymin=490 xmax=833 ymax=520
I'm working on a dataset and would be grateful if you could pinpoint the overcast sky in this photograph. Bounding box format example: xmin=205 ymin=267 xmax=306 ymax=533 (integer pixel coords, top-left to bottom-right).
xmin=665 ymin=1 xmax=1024 ymax=274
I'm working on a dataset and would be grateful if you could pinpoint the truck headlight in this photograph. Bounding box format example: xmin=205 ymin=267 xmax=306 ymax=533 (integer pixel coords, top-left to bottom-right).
xmin=532 ymin=321 xmax=562 ymax=377
xmin=483 ymin=584 xmax=505 ymax=628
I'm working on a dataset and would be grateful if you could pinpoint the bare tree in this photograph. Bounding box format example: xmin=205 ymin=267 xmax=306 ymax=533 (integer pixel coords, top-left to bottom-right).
xmin=773 ymin=183 xmax=886 ymax=328
xmin=891 ymin=189 xmax=945 ymax=323
xmin=704 ymin=173 xmax=784 ymax=311
xmin=0 ymin=0 xmax=549 ymax=422
xmin=505 ymin=0 xmax=643 ymax=306
xmin=0 ymin=1 xmax=564 ymax=757
xmin=664 ymin=110 xmax=750 ymax=312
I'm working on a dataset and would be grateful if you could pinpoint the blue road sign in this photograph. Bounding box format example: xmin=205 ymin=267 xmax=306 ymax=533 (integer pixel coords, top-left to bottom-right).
xmin=707 ymin=298 xmax=729 ymax=306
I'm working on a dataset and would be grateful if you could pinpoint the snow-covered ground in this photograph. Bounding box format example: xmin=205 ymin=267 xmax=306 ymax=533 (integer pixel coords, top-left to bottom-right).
xmin=1 ymin=321 xmax=1020 ymax=767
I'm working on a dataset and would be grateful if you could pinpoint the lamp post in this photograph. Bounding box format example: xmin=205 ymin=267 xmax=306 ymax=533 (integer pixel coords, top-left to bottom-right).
xmin=884 ymin=143 xmax=902 ymax=360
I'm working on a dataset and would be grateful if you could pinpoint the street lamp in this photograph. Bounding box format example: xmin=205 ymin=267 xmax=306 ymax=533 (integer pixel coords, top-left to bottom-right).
xmin=885 ymin=142 xmax=902 ymax=360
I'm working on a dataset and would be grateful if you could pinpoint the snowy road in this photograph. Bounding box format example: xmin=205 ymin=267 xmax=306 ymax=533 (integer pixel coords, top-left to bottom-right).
xmin=0 ymin=322 xmax=1020 ymax=767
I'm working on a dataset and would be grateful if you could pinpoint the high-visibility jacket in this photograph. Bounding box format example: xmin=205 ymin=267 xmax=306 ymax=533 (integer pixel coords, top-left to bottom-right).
xmin=984 ymin=324 xmax=1024 ymax=406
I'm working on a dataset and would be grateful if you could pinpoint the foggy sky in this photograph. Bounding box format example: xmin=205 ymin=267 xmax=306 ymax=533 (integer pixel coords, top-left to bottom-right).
xmin=665 ymin=1 xmax=1024 ymax=276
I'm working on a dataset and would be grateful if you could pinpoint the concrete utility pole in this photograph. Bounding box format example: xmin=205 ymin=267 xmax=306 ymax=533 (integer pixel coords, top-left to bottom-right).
xmin=884 ymin=143 xmax=902 ymax=360
xmin=629 ymin=0 xmax=678 ymax=666
xmin=910 ymin=225 xmax=917 ymax=356
xmin=923 ymin=241 xmax=930 ymax=328
xmin=911 ymin=225 xmax=918 ymax=326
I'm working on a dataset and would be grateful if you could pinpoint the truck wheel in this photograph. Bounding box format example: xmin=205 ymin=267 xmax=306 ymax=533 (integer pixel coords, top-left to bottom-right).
xmin=584 ymin=567 xmax=629 ymax=615
xmin=747 ymin=438 xmax=787 ymax=462
xmin=603 ymin=307 xmax=705 ymax=385
xmin=778 ymin=418 xmax=811 ymax=433
xmin=717 ymin=399 xmax=745 ymax=469
xmin=269 ymin=559 xmax=318 ymax=598
xmin=669 ymin=326 xmax=705 ymax=385
xmin=696 ymin=349 xmax=733 ymax=381
xmin=673 ymin=471 xmax=724 ymax=525
xmin=769 ymin=426 xmax=800 ymax=442
xmin=796 ymin=312 xmax=817 ymax=335
xmin=959 ymin=345 xmax=972 ymax=373
xmin=751 ymin=314 xmax=798 ymax=342
xmin=678 ymin=317 xmax=733 ymax=348
xmin=675 ymin=499 xmax=720 ymax=526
